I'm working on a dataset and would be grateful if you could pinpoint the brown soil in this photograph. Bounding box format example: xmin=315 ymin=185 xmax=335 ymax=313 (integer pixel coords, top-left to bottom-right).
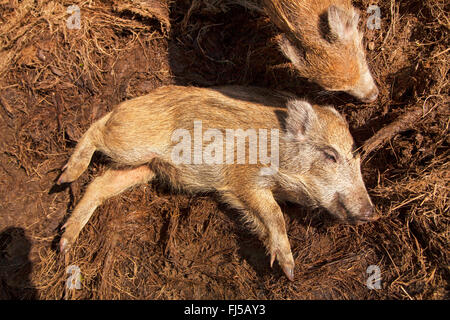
xmin=0 ymin=0 xmax=448 ymax=299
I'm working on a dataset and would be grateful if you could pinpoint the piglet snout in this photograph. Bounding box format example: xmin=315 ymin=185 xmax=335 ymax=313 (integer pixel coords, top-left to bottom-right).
xmin=357 ymin=206 xmax=380 ymax=223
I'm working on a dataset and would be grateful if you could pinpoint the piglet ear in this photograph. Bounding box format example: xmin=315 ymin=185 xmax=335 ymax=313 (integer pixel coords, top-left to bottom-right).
xmin=327 ymin=5 xmax=359 ymax=41
xmin=286 ymin=100 xmax=317 ymax=139
xmin=278 ymin=34 xmax=306 ymax=67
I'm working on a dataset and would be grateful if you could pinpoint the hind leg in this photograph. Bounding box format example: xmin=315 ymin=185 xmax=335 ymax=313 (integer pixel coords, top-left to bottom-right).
xmin=60 ymin=165 xmax=155 ymax=253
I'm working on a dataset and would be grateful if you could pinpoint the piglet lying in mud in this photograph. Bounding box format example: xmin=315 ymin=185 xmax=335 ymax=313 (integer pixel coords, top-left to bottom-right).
xmin=57 ymin=85 xmax=378 ymax=280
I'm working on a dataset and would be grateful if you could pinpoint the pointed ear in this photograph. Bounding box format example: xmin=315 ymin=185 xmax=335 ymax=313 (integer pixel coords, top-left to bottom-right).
xmin=278 ymin=34 xmax=305 ymax=67
xmin=286 ymin=100 xmax=317 ymax=139
xmin=327 ymin=5 xmax=359 ymax=41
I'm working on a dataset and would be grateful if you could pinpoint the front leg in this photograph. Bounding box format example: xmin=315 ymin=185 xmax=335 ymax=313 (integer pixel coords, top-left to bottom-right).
xmin=223 ymin=188 xmax=295 ymax=281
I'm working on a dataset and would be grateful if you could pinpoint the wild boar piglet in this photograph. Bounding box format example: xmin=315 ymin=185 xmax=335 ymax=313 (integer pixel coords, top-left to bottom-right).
xmin=262 ymin=0 xmax=379 ymax=102
xmin=57 ymin=85 xmax=378 ymax=280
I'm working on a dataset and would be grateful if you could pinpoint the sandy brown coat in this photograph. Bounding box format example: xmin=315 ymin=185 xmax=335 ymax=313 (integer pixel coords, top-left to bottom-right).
xmin=57 ymin=85 xmax=377 ymax=280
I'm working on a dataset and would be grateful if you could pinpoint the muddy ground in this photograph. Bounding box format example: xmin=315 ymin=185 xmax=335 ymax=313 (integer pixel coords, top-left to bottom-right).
xmin=0 ymin=0 xmax=448 ymax=299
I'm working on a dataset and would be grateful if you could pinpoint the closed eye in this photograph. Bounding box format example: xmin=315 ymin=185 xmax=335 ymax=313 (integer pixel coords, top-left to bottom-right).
xmin=324 ymin=151 xmax=337 ymax=162
xmin=321 ymin=147 xmax=339 ymax=163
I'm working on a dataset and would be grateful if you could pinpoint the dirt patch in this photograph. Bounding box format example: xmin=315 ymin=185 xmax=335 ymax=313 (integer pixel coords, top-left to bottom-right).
xmin=0 ymin=0 xmax=448 ymax=299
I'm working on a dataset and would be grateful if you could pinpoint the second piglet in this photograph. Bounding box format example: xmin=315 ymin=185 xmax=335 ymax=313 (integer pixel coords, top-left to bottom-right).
xmin=263 ymin=0 xmax=379 ymax=102
xmin=57 ymin=85 xmax=379 ymax=281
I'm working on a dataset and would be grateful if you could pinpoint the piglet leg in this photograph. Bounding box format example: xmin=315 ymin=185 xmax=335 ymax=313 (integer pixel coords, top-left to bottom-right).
xmin=60 ymin=165 xmax=155 ymax=253
xmin=229 ymin=188 xmax=295 ymax=281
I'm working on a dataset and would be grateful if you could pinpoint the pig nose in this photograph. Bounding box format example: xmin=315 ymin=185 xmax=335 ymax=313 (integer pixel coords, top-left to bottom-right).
xmin=359 ymin=206 xmax=379 ymax=222
xmin=362 ymin=87 xmax=379 ymax=103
